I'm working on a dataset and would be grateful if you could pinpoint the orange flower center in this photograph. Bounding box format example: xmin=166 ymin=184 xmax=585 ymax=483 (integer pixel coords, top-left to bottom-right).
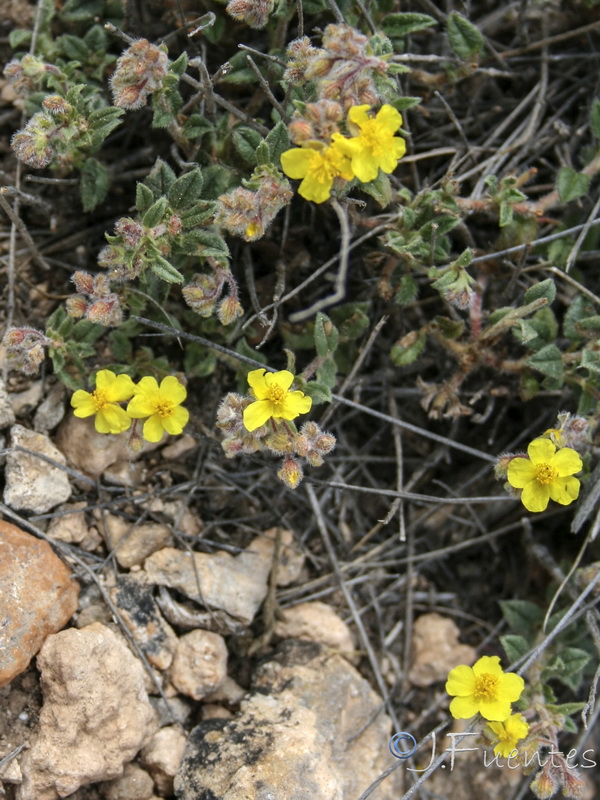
xmin=534 ymin=462 xmax=558 ymax=485
xmin=268 ymin=385 xmax=286 ymax=406
xmin=474 ymin=672 xmax=500 ymax=701
xmin=91 ymin=389 xmax=109 ymax=410
xmin=155 ymin=400 xmax=174 ymax=418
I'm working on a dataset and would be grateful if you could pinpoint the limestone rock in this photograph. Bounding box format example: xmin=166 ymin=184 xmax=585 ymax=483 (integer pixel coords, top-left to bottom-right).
xmin=103 ymin=516 xmax=172 ymax=569
xmin=0 ymin=521 xmax=79 ymax=687
xmin=55 ymin=415 xmax=131 ymax=478
xmin=102 ymin=763 xmax=155 ymax=800
xmin=144 ymin=534 xmax=275 ymax=626
xmin=170 ymin=630 xmax=227 ymax=701
xmin=110 ymin=575 xmax=178 ymax=671
xmin=46 ymin=502 xmax=88 ymax=544
xmin=0 ymin=378 xmax=15 ymax=429
xmin=274 ymin=601 xmax=356 ymax=660
xmin=33 ymin=382 xmax=66 ymax=432
xmin=174 ymin=641 xmax=403 ymax=800
xmin=10 ymin=381 xmax=42 ymax=417
xmin=408 ymin=613 xmax=477 ymax=688
xmin=18 ymin=623 xmax=158 ymax=800
xmin=263 ymin=526 xmax=305 ymax=586
xmin=140 ymin=726 xmax=187 ymax=796
xmin=4 ymin=424 xmax=71 ymax=513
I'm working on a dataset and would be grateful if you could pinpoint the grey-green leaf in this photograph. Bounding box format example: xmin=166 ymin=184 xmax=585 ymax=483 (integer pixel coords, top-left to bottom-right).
xmin=447 ymin=12 xmax=484 ymax=59
xmin=557 ymin=167 xmax=590 ymax=203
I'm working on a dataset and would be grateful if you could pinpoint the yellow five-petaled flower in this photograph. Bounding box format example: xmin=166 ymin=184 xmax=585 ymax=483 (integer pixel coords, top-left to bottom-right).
xmin=332 ymin=104 xmax=406 ymax=183
xmin=487 ymin=713 xmax=530 ymax=758
xmin=507 ymin=438 xmax=582 ymax=513
xmin=446 ymin=655 xmax=525 ymax=721
xmin=243 ymin=369 xmax=312 ymax=432
xmin=127 ymin=375 xmax=189 ymax=443
xmin=71 ymin=369 xmax=135 ymax=434
xmin=280 ymin=142 xmax=354 ymax=204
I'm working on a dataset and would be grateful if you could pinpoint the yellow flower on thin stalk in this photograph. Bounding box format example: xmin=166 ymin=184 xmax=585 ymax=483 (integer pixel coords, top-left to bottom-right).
xmin=71 ymin=369 xmax=135 ymax=434
xmin=126 ymin=375 xmax=189 ymax=443
xmin=445 ymin=655 xmax=525 ymax=721
xmin=280 ymin=142 xmax=354 ymax=204
xmin=243 ymin=369 xmax=312 ymax=432
xmin=506 ymin=438 xmax=582 ymax=513
xmin=332 ymin=103 xmax=406 ymax=183
xmin=487 ymin=713 xmax=530 ymax=758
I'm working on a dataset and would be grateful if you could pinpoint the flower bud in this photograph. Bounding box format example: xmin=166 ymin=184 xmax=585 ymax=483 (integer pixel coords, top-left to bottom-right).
xmin=277 ymin=456 xmax=304 ymax=489
xmin=217 ymin=296 xmax=244 ymax=326
xmin=72 ymin=271 xmax=95 ymax=295
xmin=114 ymin=217 xmax=144 ymax=248
xmin=65 ymin=295 xmax=88 ymax=318
xmin=86 ymin=298 xmax=122 ymax=326
xmin=226 ymin=0 xmax=274 ymax=28
xmin=42 ymin=95 xmax=72 ymax=115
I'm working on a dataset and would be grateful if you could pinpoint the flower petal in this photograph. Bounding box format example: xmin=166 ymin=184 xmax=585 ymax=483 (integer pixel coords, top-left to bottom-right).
xmin=375 ymin=104 xmax=403 ymax=132
xmin=499 ymin=672 xmax=525 ymax=702
xmin=446 ymin=664 xmax=476 ymax=696
xmin=472 ymin=655 xmax=502 ymax=677
xmin=378 ymin=146 xmax=405 ymax=175
xmin=520 ymin=481 xmax=550 ymax=513
xmin=127 ymin=394 xmax=157 ymax=418
xmin=527 ymin=437 xmax=556 ymax=464
xmin=95 ymin=369 xmax=116 ymax=391
xmin=143 ymin=415 xmax=166 ymax=443
xmin=96 ymin=404 xmax=131 ymax=434
xmin=506 ymin=457 xmax=536 ymax=489
xmin=449 ymin=695 xmax=479 ymax=720
xmin=347 ymin=104 xmax=371 ymax=129
xmin=549 ymin=476 xmax=580 ymax=506
xmin=160 ymin=375 xmax=187 ymax=405
xmin=267 ymin=370 xmax=294 ymax=392
xmin=298 ymin=174 xmax=333 ymax=204
xmin=243 ymin=399 xmax=273 ymax=432
xmin=352 ymin=153 xmax=380 ymax=183
xmin=280 ymin=391 xmax=312 ymax=420
xmin=134 ymin=376 xmax=159 ymax=397
xmin=108 ymin=373 xmax=136 ymax=402
xmin=247 ymin=369 xmax=269 ymax=400
xmin=550 ymin=447 xmax=582 ymax=477
xmin=71 ymin=390 xmax=96 ymax=416
xmin=280 ymin=148 xmax=315 ymax=180
xmin=162 ymin=405 xmax=190 ymax=435
xmin=478 ymin=698 xmax=513 ymax=722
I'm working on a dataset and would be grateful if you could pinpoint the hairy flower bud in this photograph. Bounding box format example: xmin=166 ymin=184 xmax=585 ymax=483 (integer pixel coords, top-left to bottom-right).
xmin=72 ymin=270 xmax=95 ymax=295
xmin=11 ymin=127 xmax=53 ymax=168
xmin=65 ymin=295 xmax=88 ymax=318
xmin=182 ymin=272 xmax=222 ymax=317
xmin=114 ymin=217 xmax=144 ymax=248
xmin=111 ymin=39 xmax=169 ymax=110
xmin=226 ymin=0 xmax=274 ymax=29
xmin=42 ymin=95 xmax=72 ymax=115
xmin=86 ymin=298 xmax=122 ymax=326
xmin=530 ymin=767 xmax=559 ymax=800
xmin=218 ymin=295 xmax=244 ymax=326
xmin=277 ymin=455 xmax=304 ymax=489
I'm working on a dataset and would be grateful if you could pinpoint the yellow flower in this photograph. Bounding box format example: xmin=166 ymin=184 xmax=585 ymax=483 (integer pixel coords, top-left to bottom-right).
xmin=507 ymin=438 xmax=582 ymax=513
xmin=280 ymin=142 xmax=354 ymax=203
xmin=243 ymin=369 xmax=312 ymax=432
xmin=71 ymin=369 xmax=135 ymax=434
xmin=445 ymin=655 xmax=524 ymax=721
xmin=126 ymin=376 xmax=189 ymax=443
xmin=487 ymin=713 xmax=530 ymax=758
xmin=332 ymin=104 xmax=406 ymax=183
